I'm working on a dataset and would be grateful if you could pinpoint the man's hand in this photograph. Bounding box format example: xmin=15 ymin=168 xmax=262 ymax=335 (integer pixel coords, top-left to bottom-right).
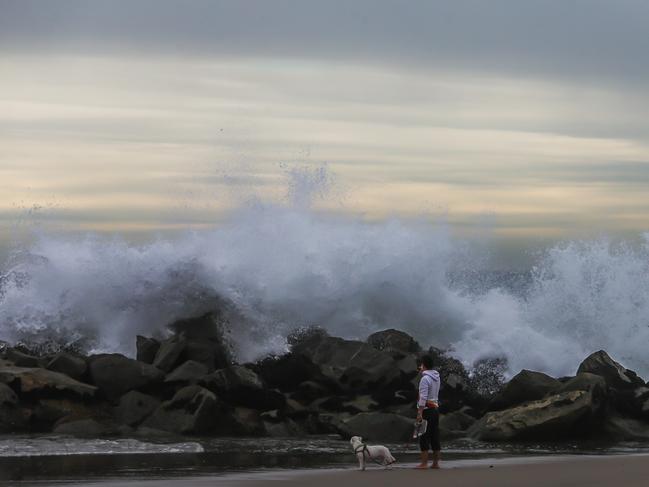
xmin=416 ymin=407 xmax=424 ymax=422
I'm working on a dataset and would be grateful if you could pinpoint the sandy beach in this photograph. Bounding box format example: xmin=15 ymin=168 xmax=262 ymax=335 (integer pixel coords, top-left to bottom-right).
xmin=43 ymin=454 xmax=649 ymax=487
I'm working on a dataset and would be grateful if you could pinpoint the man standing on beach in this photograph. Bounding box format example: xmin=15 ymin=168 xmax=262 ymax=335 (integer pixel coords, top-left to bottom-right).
xmin=416 ymin=355 xmax=441 ymax=469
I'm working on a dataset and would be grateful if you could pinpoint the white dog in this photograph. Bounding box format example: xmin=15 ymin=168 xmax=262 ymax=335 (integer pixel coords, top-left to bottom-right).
xmin=349 ymin=435 xmax=396 ymax=471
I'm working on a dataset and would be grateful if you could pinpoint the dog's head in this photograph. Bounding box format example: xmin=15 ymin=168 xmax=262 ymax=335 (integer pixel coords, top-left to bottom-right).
xmin=350 ymin=436 xmax=363 ymax=447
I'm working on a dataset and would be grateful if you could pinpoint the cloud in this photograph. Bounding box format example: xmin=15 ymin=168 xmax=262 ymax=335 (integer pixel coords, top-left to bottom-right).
xmin=1 ymin=0 xmax=648 ymax=83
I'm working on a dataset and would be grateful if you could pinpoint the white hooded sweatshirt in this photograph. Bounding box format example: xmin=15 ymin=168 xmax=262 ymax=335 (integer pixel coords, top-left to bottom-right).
xmin=417 ymin=369 xmax=440 ymax=408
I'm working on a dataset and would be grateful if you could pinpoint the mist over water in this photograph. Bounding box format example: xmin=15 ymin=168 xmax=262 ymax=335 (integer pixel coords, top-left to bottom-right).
xmin=1 ymin=168 xmax=649 ymax=378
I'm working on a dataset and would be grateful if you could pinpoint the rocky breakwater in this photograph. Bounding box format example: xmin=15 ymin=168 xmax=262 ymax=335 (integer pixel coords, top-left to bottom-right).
xmin=2 ymin=316 xmax=649 ymax=444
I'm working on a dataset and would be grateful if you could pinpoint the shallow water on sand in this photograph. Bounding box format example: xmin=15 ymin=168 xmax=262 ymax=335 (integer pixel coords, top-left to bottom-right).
xmin=3 ymin=435 xmax=649 ymax=483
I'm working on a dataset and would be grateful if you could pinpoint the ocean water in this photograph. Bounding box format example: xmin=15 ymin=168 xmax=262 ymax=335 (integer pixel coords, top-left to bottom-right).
xmin=2 ymin=435 xmax=648 ymax=482
xmin=1 ymin=167 xmax=649 ymax=379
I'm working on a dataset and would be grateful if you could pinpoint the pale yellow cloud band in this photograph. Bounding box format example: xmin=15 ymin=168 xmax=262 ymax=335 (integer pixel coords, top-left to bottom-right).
xmin=1 ymin=54 xmax=648 ymax=239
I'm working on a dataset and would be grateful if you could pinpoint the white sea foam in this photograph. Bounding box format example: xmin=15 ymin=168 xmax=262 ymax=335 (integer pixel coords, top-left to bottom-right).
xmin=1 ymin=168 xmax=648 ymax=378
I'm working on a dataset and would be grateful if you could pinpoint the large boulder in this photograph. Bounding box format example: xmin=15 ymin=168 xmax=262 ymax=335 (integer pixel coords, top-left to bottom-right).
xmin=114 ymin=391 xmax=161 ymax=427
xmin=0 ymin=383 xmax=25 ymax=432
xmin=165 ymin=360 xmax=209 ymax=385
xmin=296 ymin=335 xmax=405 ymax=392
xmin=31 ymin=398 xmax=96 ymax=429
xmin=203 ymin=365 xmax=285 ymax=410
xmin=5 ymin=349 xmax=41 ymax=368
xmin=136 ymin=336 xmax=160 ymax=364
xmin=488 ymin=370 xmax=561 ymax=411
xmin=556 ymin=373 xmax=607 ymax=396
xmin=341 ymin=412 xmax=413 ymax=442
xmin=602 ymin=414 xmax=649 ymax=441
xmin=469 ymin=390 xmax=602 ymax=441
xmin=440 ymin=409 xmax=476 ymax=439
xmin=367 ymin=329 xmax=421 ymax=355
xmin=142 ymin=385 xmax=219 ymax=435
xmin=0 ymin=365 xmax=96 ymax=398
xmin=88 ymin=354 xmax=164 ymax=400
xmin=46 ymin=352 xmax=87 ymax=381
xmin=152 ymin=336 xmax=186 ymax=372
xmin=170 ymin=312 xmax=232 ymax=371
xmin=577 ymin=350 xmax=645 ymax=390
xmin=255 ymin=353 xmax=324 ymax=392
xmin=53 ymin=418 xmax=126 ymax=437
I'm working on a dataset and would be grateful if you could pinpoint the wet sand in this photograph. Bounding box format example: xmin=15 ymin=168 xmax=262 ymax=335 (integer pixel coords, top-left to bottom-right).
xmin=48 ymin=454 xmax=649 ymax=487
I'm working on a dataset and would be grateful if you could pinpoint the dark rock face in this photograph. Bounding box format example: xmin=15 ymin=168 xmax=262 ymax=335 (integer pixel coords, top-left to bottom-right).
xmin=5 ymin=349 xmax=41 ymax=368
xmin=143 ymin=385 xmax=219 ymax=435
xmin=602 ymin=414 xmax=649 ymax=441
xmin=202 ymin=365 xmax=284 ymax=410
xmin=89 ymin=354 xmax=164 ymax=400
xmin=46 ymin=352 xmax=87 ymax=381
xmin=255 ymin=354 xmax=323 ymax=391
xmin=114 ymin=391 xmax=161 ymax=427
xmin=0 ymin=383 xmax=24 ymax=432
xmin=53 ymin=418 xmax=122 ymax=437
xmin=152 ymin=337 xmax=186 ymax=373
xmin=577 ymin=350 xmax=645 ymax=390
xmin=440 ymin=409 xmax=477 ymax=439
xmin=556 ymin=373 xmax=607 ymax=396
xmin=169 ymin=312 xmax=232 ymax=371
xmin=136 ymin=336 xmax=160 ymax=364
xmin=299 ymin=335 xmax=403 ymax=391
xmin=341 ymin=412 xmax=413 ymax=442
xmin=165 ymin=361 xmax=209 ymax=385
xmin=367 ymin=329 xmax=422 ymax=355
xmin=469 ymin=390 xmax=602 ymax=441
xmin=488 ymin=370 xmax=561 ymax=411
xmin=0 ymin=366 xmax=96 ymax=398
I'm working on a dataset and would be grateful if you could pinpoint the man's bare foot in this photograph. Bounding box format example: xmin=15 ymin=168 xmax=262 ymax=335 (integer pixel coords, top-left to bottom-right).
xmin=415 ymin=463 xmax=428 ymax=469
xmin=430 ymin=464 xmax=440 ymax=469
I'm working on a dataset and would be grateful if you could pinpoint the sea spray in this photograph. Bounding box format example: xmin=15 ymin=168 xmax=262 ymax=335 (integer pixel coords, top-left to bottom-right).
xmin=1 ymin=169 xmax=649 ymax=378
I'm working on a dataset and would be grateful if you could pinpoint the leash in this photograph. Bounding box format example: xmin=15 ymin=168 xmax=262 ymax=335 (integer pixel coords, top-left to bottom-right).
xmin=354 ymin=443 xmax=395 ymax=466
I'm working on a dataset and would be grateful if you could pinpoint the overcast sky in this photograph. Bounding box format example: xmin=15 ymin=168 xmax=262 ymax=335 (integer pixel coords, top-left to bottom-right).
xmin=2 ymin=0 xmax=649 ymax=261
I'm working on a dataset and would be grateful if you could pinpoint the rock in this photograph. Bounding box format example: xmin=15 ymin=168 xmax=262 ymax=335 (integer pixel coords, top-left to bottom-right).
xmin=169 ymin=312 xmax=232 ymax=370
xmin=0 ymin=366 xmax=96 ymax=398
xmin=602 ymin=414 xmax=649 ymax=440
xmin=556 ymin=373 xmax=607 ymax=396
xmin=0 ymin=383 xmax=18 ymax=406
xmin=152 ymin=336 xmax=186 ymax=372
xmin=46 ymin=352 xmax=87 ymax=381
xmin=31 ymin=398 xmax=96 ymax=427
xmin=53 ymin=418 xmax=114 ymax=437
xmin=440 ymin=409 xmax=476 ymax=439
xmin=255 ymin=353 xmax=323 ymax=392
xmin=114 ymin=391 xmax=161 ymax=426
xmin=5 ymin=349 xmax=40 ymax=368
xmin=367 ymin=329 xmax=421 ymax=355
xmin=0 ymin=383 xmax=24 ymax=432
xmin=89 ymin=354 xmax=164 ymax=400
xmin=183 ymin=339 xmax=230 ymax=372
xmin=264 ymin=418 xmax=305 ymax=437
xmin=203 ymin=365 xmax=284 ymax=410
xmin=143 ymin=385 xmax=219 ymax=435
xmin=469 ymin=390 xmax=602 ymax=441
xmin=292 ymin=380 xmax=331 ymax=403
xmin=165 ymin=360 xmax=209 ymax=384
xmin=341 ymin=412 xmax=413 ymax=442
xmin=577 ymin=350 xmax=645 ymax=390
xmin=284 ymin=398 xmax=308 ymax=418
xmin=342 ymin=395 xmax=378 ymax=413
xmin=136 ymin=336 xmax=160 ymax=364
xmin=298 ymin=335 xmax=407 ymax=393
xmin=440 ymin=409 xmax=477 ymax=432
xmin=488 ymin=370 xmax=561 ymax=411
xmin=230 ymin=407 xmax=265 ymax=436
